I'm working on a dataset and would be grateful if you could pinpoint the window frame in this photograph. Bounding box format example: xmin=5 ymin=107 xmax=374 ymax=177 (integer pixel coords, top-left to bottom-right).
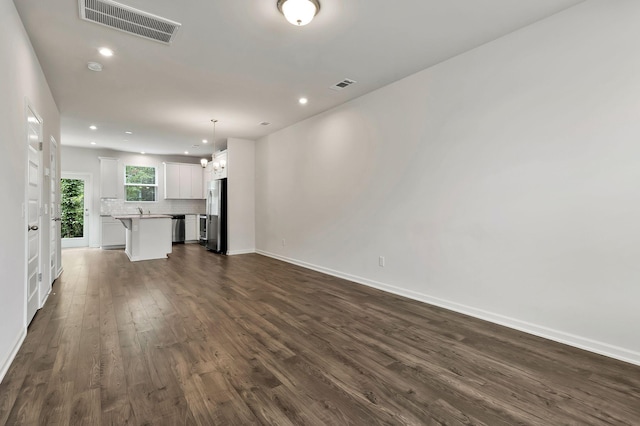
xmin=124 ymin=164 xmax=158 ymax=203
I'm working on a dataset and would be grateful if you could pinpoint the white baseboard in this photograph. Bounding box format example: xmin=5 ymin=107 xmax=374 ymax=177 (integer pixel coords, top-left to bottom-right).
xmin=0 ymin=328 xmax=26 ymax=384
xmin=227 ymin=249 xmax=256 ymax=256
xmin=256 ymin=250 xmax=640 ymax=367
xmin=39 ymin=289 xmax=51 ymax=308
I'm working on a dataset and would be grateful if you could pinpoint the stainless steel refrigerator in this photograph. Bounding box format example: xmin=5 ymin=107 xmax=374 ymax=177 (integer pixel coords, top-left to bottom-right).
xmin=206 ymin=178 xmax=227 ymax=253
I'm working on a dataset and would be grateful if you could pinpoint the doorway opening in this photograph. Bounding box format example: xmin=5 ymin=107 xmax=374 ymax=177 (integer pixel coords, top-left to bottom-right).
xmin=61 ymin=173 xmax=91 ymax=248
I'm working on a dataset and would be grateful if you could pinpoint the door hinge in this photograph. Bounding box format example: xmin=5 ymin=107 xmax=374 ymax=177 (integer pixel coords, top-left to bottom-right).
xmin=38 ymin=272 xmax=42 ymax=282
xmin=39 ymin=142 xmax=43 ymax=151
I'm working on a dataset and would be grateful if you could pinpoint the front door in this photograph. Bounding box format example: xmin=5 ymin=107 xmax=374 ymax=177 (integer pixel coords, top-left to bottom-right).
xmin=26 ymin=106 xmax=42 ymax=325
xmin=61 ymin=173 xmax=91 ymax=248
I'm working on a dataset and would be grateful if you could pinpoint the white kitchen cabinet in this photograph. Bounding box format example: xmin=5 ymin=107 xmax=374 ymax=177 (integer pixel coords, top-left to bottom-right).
xmin=191 ymin=166 xmax=203 ymax=199
xmin=113 ymin=215 xmax=172 ymax=261
xmin=101 ymin=216 xmax=125 ymax=248
xmin=179 ymin=165 xmax=191 ymax=197
xmin=99 ymin=157 xmax=119 ymax=199
xmin=185 ymin=215 xmax=197 ymax=242
xmin=164 ymin=162 xmax=204 ymax=199
xmin=201 ymin=151 xmax=228 ymax=197
xmin=202 ymin=162 xmax=213 ymax=198
xmin=211 ymin=151 xmax=228 ymax=180
xmin=164 ymin=163 xmax=180 ymax=199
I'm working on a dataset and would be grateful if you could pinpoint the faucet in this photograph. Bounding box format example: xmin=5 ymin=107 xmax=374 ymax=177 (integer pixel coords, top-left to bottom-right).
xmin=137 ymin=206 xmax=143 ymax=215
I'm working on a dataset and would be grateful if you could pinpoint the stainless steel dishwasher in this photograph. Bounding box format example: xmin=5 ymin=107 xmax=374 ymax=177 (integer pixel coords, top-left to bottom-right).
xmin=171 ymin=215 xmax=185 ymax=243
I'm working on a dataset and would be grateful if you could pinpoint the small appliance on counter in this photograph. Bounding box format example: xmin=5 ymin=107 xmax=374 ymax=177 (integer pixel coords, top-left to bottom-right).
xmin=205 ymin=178 xmax=227 ymax=254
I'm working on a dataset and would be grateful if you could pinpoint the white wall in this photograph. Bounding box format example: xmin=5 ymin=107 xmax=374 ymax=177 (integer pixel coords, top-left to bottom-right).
xmin=227 ymin=138 xmax=256 ymax=254
xmin=0 ymin=0 xmax=60 ymax=381
xmin=256 ymin=0 xmax=640 ymax=365
xmin=61 ymin=146 xmax=206 ymax=248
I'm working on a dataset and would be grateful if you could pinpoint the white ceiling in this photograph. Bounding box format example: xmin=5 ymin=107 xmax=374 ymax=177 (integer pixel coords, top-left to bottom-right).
xmin=14 ymin=0 xmax=584 ymax=157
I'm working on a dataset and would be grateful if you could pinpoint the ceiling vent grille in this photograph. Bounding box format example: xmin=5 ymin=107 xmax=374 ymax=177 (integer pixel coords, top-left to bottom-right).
xmin=329 ymin=78 xmax=357 ymax=91
xmin=79 ymin=0 xmax=181 ymax=44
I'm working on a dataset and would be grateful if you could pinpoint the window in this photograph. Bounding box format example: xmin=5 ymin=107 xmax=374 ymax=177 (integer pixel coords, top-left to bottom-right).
xmin=125 ymin=165 xmax=157 ymax=202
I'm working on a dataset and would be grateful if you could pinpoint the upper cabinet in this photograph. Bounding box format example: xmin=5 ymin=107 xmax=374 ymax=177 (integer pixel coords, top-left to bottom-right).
xmin=164 ymin=163 xmax=180 ymax=199
xmin=99 ymin=157 xmax=119 ymax=199
xmin=191 ymin=165 xmax=203 ymax=199
xmin=202 ymin=150 xmax=228 ymax=197
xmin=164 ymin=162 xmax=204 ymax=199
xmin=212 ymin=151 xmax=228 ymax=180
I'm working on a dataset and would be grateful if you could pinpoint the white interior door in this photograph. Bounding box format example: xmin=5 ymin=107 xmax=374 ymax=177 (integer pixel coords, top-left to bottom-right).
xmin=26 ymin=106 xmax=42 ymax=325
xmin=50 ymin=137 xmax=60 ymax=284
xmin=61 ymin=173 xmax=91 ymax=248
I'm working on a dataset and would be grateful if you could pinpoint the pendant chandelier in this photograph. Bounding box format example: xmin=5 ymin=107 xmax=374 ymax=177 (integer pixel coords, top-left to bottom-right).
xmin=211 ymin=119 xmax=218 ymax=161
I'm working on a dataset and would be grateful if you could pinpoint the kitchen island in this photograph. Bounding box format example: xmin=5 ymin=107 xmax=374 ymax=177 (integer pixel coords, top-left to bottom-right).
xmin=113 ymin=214 xmax=172 ymax=261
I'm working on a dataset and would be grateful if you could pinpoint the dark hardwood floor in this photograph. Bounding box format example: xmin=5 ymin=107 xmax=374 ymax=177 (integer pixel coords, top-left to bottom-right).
xmin=0 ymin=245 xmax=639 ymax=425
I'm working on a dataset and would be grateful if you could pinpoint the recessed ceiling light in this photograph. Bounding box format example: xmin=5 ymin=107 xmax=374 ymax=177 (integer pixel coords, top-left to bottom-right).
xmin=125 ymin=131 xmax=132 ymax=134
xmin=87 ymin=62 xmax=103 ymax=72
xmin=89 ymin=125 xmax=97 ymax=130
xmin=90 ymin=142 xmax=96 ymax=145
xmin=184 ymin=151 xmax=189 ymax=154
xmin=299 ymin=97 xmax=308 ymax=105
xmin=202 ymin=139 xmax=208 ymax=144
xmin=140 ymin=151 xmax=145 ymax=155
xmin=99 ymin=47 xmax=114 ymax=57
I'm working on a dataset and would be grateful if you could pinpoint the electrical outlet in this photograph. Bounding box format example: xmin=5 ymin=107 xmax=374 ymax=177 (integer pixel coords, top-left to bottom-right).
xmin=379 ymin=256 xmax=385 ymax=267
xmin=282 ymin=239 xmax=286 ymax=247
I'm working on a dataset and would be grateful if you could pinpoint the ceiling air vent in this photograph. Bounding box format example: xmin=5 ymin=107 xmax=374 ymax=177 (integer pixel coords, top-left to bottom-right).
xmin=329 ymin=78 xmax=357 ymax=91
xmin=79 ymin=0 xmax=181 ymax=44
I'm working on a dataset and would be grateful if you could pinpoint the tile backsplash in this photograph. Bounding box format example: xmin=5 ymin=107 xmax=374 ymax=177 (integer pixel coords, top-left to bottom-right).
xmin=101 ymin=198 xmax=205 ymax=215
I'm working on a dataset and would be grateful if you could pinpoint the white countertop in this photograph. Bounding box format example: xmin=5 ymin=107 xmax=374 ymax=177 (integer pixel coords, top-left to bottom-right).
xmin=112 ymin=214 xmax=173 ymax=219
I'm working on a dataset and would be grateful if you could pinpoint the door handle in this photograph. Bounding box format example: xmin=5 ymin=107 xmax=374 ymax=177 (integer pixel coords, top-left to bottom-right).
xmin=28 ymin=225 xmax=39 ymax=231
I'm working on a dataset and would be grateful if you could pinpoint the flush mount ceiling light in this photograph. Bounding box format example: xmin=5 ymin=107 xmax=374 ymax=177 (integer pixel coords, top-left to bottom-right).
xmin=99 ymin=47 xmax=114 ymax=57
xmin=87 ymin=61 xmax=103 ymax=71
xmin=277 ymin=0 xmax=320 ymax=26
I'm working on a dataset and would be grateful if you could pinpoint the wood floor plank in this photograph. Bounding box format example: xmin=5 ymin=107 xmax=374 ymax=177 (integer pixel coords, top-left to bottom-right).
xmin=69 ymin=388 xmax=101 ymax=426
xmin=38 ymin=380 xmax=74 ymax=425
xmin=1 ymin=245 xmax=639 ymax=425
xmin=3 ymin=369 xmax=51 ymax=425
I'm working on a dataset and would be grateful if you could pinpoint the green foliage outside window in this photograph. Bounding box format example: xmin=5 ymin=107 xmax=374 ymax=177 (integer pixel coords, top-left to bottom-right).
xmin=125 ymin=165 xmax=157 ymax=202
xmin=61 ymin=178 xmax=84 ymax=238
